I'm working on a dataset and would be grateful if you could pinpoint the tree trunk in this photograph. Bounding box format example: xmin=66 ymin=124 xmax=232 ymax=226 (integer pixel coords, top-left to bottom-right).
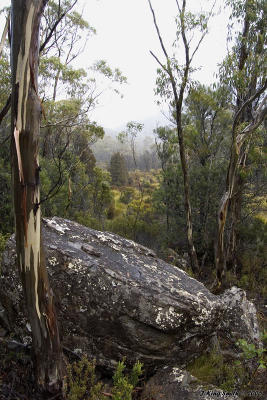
xmin=173 ymin=74 xmax=200 ymax=275
xmin=0 ymin=13 xmax=9 ymax=58
xmin=148 ymin=0 xmax=200 ymax=274
xmin=10 ymin=0 xmax=64 ymax=392
xmin=215 ymin=133 xmax=239 ymax=285
xmin=226 ymin=159 xmax=245 ymax=273
xmin=177 ymin=125 xmax=199 ymax=274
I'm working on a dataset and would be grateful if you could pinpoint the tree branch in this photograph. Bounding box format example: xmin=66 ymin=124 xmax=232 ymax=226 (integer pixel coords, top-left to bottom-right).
xmin=148 ymin=0 xmax=170 ymax=62
xmin=234 ymin=79 xmax=267 ymax=127
xmin=240 ymin=95 xmax=267 ymax=137
xmin=0 ymin=94 xmax=11 ymax=125
xmin=39 ymin=0 xmax=78 ymax=53
xmin=149 ymin=50 xmax=169 ymax=74
xmin=190 ymin=0 xmax=216 ymax=64
xmin=175 ymin=0 xmax=182 ymax=14
xmin=180 ymin=0 xmax=190 ymax=66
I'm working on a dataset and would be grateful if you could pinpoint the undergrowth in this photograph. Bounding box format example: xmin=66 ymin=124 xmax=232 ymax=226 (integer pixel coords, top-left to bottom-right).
xmin=187 ymin=334 xmax=267 ymax=393
xmin=66 ymin=357 xmax=143 ymax=400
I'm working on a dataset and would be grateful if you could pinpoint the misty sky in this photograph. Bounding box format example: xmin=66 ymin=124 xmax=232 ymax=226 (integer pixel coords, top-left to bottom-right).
xmin=0 ymin=0 xmax=230 ymax=130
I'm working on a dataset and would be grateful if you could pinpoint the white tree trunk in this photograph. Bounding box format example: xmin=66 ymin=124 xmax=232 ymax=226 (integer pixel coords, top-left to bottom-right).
xmin=11 ymin=0 xmax=64 ymax=392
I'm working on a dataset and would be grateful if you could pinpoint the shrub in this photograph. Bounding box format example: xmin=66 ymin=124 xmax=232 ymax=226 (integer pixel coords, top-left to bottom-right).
xmin=112 ymin=360 xmax=143 ymax=400
xmin=120 ymin=188 xmax=135 ymax=205
xmin=187 ymin=335 xmax=267 ymax=392
xmin=66 ymin=357 xmax=105 ymax=400
xmin=0 ymin=232 xmax=9 ymax=272
xmin=66 ymin=356 xmax=143 ymax=400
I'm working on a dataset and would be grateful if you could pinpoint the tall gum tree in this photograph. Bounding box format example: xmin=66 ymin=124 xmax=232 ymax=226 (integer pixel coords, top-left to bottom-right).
xmin=215 ymin=0 xmax=266 ymax=287
xmin=148 ymin=0 xmax=215 ymax=274
xmin=10 ymin=0 xmax=64 ymax=392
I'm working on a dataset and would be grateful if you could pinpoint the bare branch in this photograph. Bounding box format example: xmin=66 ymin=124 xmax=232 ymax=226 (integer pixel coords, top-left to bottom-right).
xmin=148 ymin=0 xmax=170 ymax=62
xmin=175 ymin=0 xmax=182 ymax=14
xmin=189 ymin=30 xmax=207 ymax=64
xmin=150 ymin=50 xmax=169 ymax=75
xmin=190 ymin=0 xmax=217 ymax=64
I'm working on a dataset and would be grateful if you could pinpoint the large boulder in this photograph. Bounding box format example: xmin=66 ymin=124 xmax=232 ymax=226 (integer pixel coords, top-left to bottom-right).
xmin=0 ymin=217 xmax=260 ymax=371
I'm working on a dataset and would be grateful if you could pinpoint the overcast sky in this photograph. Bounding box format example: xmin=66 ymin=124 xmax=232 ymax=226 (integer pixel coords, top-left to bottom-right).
xmin=0 ymin=0 xmax=230 ymax=130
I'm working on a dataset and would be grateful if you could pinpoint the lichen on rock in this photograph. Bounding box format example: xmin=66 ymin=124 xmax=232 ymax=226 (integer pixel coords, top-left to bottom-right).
xmin=0 ymin=216 xmax=261 ymax=374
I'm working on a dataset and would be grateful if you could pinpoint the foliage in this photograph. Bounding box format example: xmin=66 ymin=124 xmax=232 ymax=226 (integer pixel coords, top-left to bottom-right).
xmin=237 ymin=216 xmax=267 ymax=297
xmin=236 ymin=337 xmax=266 ymax=371
xmin=0 ymin=54 xmax=10 ymax=109
xmin=66 ymin=357 xmax=143 ymax=400
xmin=112 ymin=359 xmax=143 ymax=400
xmin=221 ymin=0 xmax=266 ymax=99
xmin=118 ymin=121 xmax=144 ymax=169
xmin=0 ymin=232 xmax=9 ymax=271
xmin=187 ymin=349 xmax=242 ymax=390
xmin=0 ymin=157 xmax=13 ymax=235
xmin=153 ymin=85 xmax=232 ymax=261
xmin=109 ymin=152 xmax=129 ymax=186
xmin=66 ymin=357 xmax=105 ymax=400
xmin=92 ymin=134 xmax=160 ymax=171
xmin=40 ymin=155 xmax=113 ymax=227
xmin=120 ymin=187 xmax=135 ymax=205
xmin=187 ymin=336 xmax=267 ymax=392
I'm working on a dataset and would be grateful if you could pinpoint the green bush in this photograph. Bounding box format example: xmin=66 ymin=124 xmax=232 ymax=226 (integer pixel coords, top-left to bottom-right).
xmin=112 ymin=360 xmax=143 ymax=400
xmin=187 ymin=335 xmax=267 ymax=392
xmin=187 ymin=349 xmax=242 ymax=390
xmin=0 ymin=232 xmax=9 ymax=271
xmin=120 ymin=188 xmax=135 ymax=205
xmin=236 ymin=336 xmax=266 ymax=373
xmin=66 ymin=357 xmax=143 ymax=400
xmin=0 ymin=233 xmax=8 ymax=254
xmin=66 ymin=357 xmax=105 ymax=400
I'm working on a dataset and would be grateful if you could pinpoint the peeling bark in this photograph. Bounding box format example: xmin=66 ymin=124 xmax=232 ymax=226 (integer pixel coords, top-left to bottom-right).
xmin=10 ymin=0 xmax=64 ymax=392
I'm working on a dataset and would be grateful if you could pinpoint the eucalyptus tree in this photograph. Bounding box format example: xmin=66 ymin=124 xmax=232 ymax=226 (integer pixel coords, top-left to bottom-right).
xmin=37 ymin=1 xmax=126 ymax=209
xmin=154 ymin=86 xmax=231 ymax=262
xmin=109 ymin=152 xmax=129 ymax=186
xmin=215 ymin=0 xmax=267 ymax=287
xmin=10 ymin=0 xmax=64 ymax=392
xmin=154 ymin=125 xmax=181 ymax=242
xmin=39 ymin=0 xmax=94 ymax=101
xmin=118 ymin=121 xmax=145 ymax=240
xmin=148 ymin=0 xmax=215 ymax=273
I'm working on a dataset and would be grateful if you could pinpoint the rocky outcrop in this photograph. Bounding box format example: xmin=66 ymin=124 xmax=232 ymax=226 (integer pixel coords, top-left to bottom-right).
xmin=141 ymin=366 xmax=242 ymax=400
xmin=218 ymin=287 xmax=260 ymax=344
xmin=0 ymin=217 xmax=260 ymax=372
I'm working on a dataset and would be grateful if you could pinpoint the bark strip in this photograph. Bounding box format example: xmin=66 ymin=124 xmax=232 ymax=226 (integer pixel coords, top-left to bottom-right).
xmin=11 ymin=0 xmax=64 ymax=392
